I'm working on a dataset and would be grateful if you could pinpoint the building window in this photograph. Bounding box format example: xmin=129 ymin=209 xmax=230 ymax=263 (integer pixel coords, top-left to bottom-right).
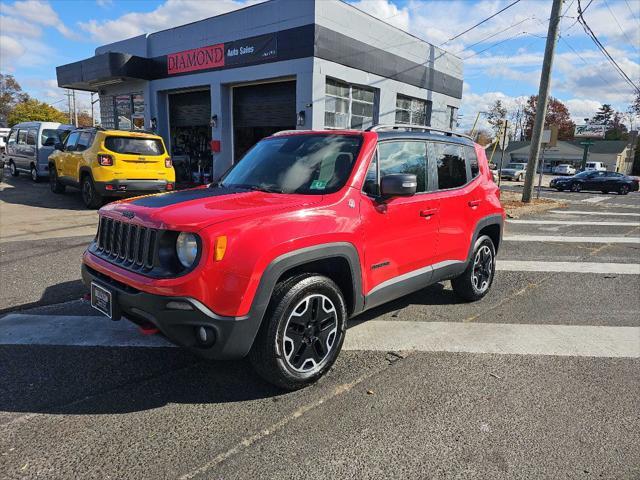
xmin=395 ymin=94 xmax=431 ymax=126
xmin=446 ymin=105 xmax=458 ymax=129
xmin=325 ymin=78 xmax=376 ymax=130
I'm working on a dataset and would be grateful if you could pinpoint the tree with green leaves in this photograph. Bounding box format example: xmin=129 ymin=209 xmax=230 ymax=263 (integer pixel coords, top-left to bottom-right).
xmin=0 ymin=73 xmax=30 ymax=126
xmin=8 ymin=99 xmax=68 ymax=126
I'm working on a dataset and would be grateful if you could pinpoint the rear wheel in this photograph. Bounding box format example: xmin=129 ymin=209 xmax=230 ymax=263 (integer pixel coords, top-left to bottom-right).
xmin=30 ymin=165 xmax=40 ymax=183
xmin=452 ymin=235 xmax=496 ymax=302
xmin=618 ymin=184 xmax=629 ymax=195
xmin=9 ymin=161 xmax=19 ymax=177
xmin=81 ymin=175 xmax=102 ymax=209
xmin=49 ymin=165 xmax=65 ymax=193
xmin=570 ymin=182 xmax=581 ymax=192
xmin=249 ymin=273 xmax=347 ymax=390
xmin=602 ymin=190 xmax=609 ymax=194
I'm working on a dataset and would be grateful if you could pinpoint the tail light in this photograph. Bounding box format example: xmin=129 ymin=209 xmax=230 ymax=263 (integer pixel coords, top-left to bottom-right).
xmin=97 ymin=154 xmax=114 ymax=166
xmin=165 ymin=157 xmax=172 ymax=168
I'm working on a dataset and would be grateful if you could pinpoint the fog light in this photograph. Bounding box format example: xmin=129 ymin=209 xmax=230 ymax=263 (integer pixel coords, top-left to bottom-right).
xmin=105 ymin=184 xmax=115 ymax=191
xmin=195 ymin=326 xmax=216 ymax=347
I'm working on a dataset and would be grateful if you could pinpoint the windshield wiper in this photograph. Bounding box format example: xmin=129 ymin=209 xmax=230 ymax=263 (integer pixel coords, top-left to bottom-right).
xmin=227 ymin=184 xmax=284 ymax=193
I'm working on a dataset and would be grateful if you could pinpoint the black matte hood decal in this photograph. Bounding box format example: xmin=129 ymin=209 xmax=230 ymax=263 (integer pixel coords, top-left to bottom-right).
xmin=129 ymin=187 xmax=244 ymax=208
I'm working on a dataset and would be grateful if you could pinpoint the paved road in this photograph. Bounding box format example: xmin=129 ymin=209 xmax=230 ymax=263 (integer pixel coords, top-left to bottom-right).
xmin=1 ymin=183 xmax=639 ymax=479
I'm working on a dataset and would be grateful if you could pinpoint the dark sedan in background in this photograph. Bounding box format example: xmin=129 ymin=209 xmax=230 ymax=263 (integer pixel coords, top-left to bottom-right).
xmin=550 ymin=170 xmax=639 ymax=195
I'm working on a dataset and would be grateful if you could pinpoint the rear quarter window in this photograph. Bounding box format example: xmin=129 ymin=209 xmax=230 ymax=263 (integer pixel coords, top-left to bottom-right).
xmin=105 ymin=136 xmax=164 ymax=156
xmin=464 ymin=145 xmax=479 ymax=179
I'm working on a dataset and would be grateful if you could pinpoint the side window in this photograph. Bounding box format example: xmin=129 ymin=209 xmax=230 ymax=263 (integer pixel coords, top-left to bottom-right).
xmin=76 ymin=132 xmax=93 ymax=152
xmin=64 ymin=132 xmax=81 ymax=152
xmin=27 ymin=129 xmax=37 ymax=146
xmin=17 ymin=130 xmax=27 ymax=145
xmin=7 ymin=129 xmax=17 ymax=144
xmin=434 ymin=142 xmax=467 ymax=189
xmin=464 ymin=145 xmax=479 ymax=179
xmin=378 ymin=141 xmax=428 ymax=193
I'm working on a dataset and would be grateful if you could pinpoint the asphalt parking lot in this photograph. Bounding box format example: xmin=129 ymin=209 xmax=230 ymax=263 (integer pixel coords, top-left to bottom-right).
xmin=1 ymin=172 xmax=639 ymax=479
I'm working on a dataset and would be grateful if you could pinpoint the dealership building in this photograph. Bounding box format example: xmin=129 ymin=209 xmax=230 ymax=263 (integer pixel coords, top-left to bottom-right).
xmin=56 ymin=0 xmax=463 ymax=181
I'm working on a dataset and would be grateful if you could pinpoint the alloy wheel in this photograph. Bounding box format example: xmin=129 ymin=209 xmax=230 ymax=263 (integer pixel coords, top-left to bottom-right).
xmin=31 ymin=167 xmax=38 ymax=182
xmin=281 ymin=294 xmax=338 ymax=374
xmin=10 ymin=162 xmax=16 ymax=175
xmin=472 ymin=245 xmax=493 ymax=294
xmin=82 ymin=179 xmax=93 ymax=205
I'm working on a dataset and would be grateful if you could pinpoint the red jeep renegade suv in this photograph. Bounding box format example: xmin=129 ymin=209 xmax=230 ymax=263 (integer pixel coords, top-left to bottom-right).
xmin=82 ymin=126 xmax=504 ymax=390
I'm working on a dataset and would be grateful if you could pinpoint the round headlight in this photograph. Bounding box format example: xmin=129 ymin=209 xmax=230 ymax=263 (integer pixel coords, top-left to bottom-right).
xmin=176 ymin=232 xmax=199 ymax=268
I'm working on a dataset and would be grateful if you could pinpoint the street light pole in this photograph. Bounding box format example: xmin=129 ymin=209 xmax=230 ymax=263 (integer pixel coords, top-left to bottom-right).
xmin=522 ymin=0 xmax=563 ymax=203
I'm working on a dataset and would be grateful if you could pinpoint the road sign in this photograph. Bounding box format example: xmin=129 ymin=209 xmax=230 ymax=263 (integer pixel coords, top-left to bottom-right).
xmin=575 ymin=124 xmax=606 ymax=138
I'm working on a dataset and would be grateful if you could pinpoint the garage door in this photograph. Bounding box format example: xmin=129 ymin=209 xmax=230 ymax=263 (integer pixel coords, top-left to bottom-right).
xmin=169 ymin=90 xmax=211 ymax=127
xmin=233 ymin=81 xmax=296 ymax=161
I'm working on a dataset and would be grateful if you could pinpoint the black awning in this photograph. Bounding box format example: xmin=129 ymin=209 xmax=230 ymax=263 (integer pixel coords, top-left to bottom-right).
xmin=56 ymin=52 xmax=163 ymax=91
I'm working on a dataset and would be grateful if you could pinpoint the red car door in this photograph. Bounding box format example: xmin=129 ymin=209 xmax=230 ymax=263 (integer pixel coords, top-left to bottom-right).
xmin=360 ymin=140 xmax=440 ymax=302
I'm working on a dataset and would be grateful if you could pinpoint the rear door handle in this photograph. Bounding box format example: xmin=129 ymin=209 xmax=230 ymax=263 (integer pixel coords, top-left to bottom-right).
xmin=468 ymin=200 xmax=481 ymax=208
xmin=420 ymin=208 xmax=438 ymax=217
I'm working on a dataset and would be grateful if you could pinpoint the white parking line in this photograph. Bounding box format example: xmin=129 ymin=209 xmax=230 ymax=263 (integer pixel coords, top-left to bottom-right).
xmin=507 ymin=219 xmax=638 ymax=226
xmin=549 ymin=210 xmax=640 ymax=217
xmin=2 ymin=315 xmax=638 ymax=359
xmin=344 ymin=321 xmax=640 ymax=358
xmin=582 ymin=196 xmax=612 ymax=203
xmin=503 ymin=235 xmax=640 ymax=244
xmin=497 ymin=261 xmax=640 ymax=274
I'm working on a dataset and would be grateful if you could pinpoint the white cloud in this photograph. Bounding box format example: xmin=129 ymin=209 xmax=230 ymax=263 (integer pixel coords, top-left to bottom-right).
xmin=0 ymin=14 xmax=42 ymax=38
xmin=79 ymin=0 xmax=263 ymax=44
xmin=350 ymin=0 xmax=409 ymax=31
xmin=0 ymin=34 xmax=26 ymax=71
xmin=96 ymin=0 xmax=113 ymax=7
xmin=8 ymin=0 xmax=77 ymax=39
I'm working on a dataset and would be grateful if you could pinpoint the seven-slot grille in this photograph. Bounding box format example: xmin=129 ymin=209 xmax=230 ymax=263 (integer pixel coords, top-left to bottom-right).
xmin=96 ymin=216 xmax=157 ymax=270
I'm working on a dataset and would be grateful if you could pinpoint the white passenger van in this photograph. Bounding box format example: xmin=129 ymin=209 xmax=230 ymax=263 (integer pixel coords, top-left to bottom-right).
xmin=5 ymin=122 xmax=74 ymax=182
xmin=585 ymin=161 xmax=606 ymax=172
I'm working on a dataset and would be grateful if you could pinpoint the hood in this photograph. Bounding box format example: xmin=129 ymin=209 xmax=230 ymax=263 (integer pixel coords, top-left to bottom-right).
xmin=100 ymin=186 xmax=324 ymax=231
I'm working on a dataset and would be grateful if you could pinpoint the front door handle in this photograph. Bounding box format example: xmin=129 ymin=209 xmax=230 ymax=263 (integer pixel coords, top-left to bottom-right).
xmin=468 ymin=200 xmax=481 ymax=208
xmin=420 ymin=208 xmax=438 ymax=218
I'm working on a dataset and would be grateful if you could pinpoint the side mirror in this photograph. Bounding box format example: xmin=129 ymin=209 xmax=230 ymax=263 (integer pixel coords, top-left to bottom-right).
xmin=380 ymin=174 xmax=417 ymax=198
xmin=54 ymin=143 xmax=64 ymax=151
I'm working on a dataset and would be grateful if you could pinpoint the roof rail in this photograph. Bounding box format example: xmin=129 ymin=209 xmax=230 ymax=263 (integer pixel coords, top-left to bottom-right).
xmin=366 ymin=124 xmax=473 ymax=141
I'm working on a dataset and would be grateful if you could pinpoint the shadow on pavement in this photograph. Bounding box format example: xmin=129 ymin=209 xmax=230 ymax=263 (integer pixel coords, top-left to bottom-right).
xmin=0 ymin=174 xmax=88 ymax=211
xmin=0 ymin=345 xmax=283 ymax=415
xmin=0 ymin=279 xmax=88 ymax=316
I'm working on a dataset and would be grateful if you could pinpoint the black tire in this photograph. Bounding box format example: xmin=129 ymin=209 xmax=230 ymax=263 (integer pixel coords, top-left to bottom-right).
xmin=570 ymin=182 xmax=581 ymax=192
xmin=249 ymin=273 xmax=347 ymax=391
xmin=30 ymin=165 xmax=40 ymax=183
xmin=618 ymin=184 xmax=629 ymax=195
xmin=602 ymin=190 xmax=608 ymax=194
xmin=556 ymin=187 xmax=564 ymax=192
xmin=452 ymin=235 xmax=496 ymax=302
xmin=9 ymin=161 xmax=19 ymax=177
xmin=81 ymin=175 xmax=102 ymax=209
xmin=49 ymin=165 xmax=65 ymax=193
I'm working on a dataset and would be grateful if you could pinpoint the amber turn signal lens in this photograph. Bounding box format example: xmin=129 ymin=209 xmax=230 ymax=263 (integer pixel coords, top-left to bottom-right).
xmin=214 ymin=236 xmax=227 ymax=261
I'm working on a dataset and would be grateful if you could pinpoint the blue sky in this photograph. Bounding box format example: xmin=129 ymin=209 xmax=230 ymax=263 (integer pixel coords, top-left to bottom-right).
xmin=1 ymin=0 xmax=638 ymax=131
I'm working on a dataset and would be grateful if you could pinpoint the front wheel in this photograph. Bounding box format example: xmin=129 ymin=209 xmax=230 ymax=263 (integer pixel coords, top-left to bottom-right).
xmin=249 ymin=273 xmax=347 ymax=390
xmin=618 ymin=184 xmax=629 ymax=195
xmin=49 ymin=165 xmax=65 ymax=193
xmin=452 ymin=235 xmax=496 ymax=302
xmin=81 ymin=176 xmax=102 ymax=209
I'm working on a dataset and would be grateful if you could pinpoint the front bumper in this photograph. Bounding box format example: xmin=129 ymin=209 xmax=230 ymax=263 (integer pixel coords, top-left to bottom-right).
xmin=95 ymin=179 xmax=170 ymax=196
xmin=82 ymin=263 xmax=259 ymax=359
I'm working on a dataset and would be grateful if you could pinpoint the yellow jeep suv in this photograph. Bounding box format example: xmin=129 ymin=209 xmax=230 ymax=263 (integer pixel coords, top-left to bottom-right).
xmin=49 ymin=128 xmax=175 ymax=208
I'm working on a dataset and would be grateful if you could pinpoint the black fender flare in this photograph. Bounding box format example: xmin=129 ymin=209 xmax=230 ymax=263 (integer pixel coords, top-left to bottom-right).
xmin=465 ymin=214 xmax=504 ymax=264
xmin=226 ymin=242 xmax=364 ymax=359
xmin=79 ymin=166 xmax=94 ymax=183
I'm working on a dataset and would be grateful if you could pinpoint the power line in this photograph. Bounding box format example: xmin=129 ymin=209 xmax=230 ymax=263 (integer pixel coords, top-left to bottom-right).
xmin=603 ymin=0 xmax=637 ymax=49
xmin=623 ymin=0 xmax=640 ymax=24
xmin=577 ymin=0 xmax=640 ymax=94
xmin=463 ymin=31 xmax=544 ymax=59
xmin=440 ymin=0 xmax=522 ymax=46
xmin=455 ymin=16 xmax=535 ymax=54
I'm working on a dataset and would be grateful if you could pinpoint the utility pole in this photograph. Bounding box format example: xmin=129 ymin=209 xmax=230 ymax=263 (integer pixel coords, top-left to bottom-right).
xmin=66 ymin=89 xmax=72 ymax=124
xmin=522 ymin=0 xmax=563 ymax=203
xmin=72 ymin=90 xmax=78 ymax=127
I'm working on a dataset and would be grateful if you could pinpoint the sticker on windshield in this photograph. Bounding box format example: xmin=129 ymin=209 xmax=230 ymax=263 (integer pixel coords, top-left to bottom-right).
xmin=310 ymin=180 xmax=327 ymax=190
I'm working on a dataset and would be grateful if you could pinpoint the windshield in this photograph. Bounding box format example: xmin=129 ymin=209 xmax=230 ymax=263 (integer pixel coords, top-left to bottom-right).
xmin=105 ymin=136 xmax=164 ymax=155
xmin=41 ymin=129 xmax=68 ymax=146
xmin=220 ymin=134 xmax=363 ymax=194
xmin=507 ymin=163 xmax=525 ymax=169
